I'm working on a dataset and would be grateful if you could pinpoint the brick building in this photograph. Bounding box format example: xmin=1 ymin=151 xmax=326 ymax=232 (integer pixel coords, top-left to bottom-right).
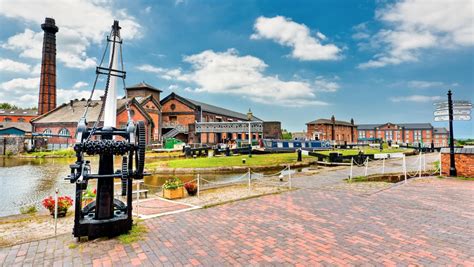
xmin=31 ymin=97 xmax=155 ymax=148
xmin=306 ymin=116 xmax=356 ymax=143
xmin=357 ymin=122 xmax=449 ymax=147
xmin=0 ymin=109 xmax=37 ymax=123
xmin=160 ymin=92 xmax=268 ymax=144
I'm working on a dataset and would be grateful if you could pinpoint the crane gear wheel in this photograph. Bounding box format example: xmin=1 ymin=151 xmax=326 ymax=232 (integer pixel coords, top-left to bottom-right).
xmin=135 ymin=121 xmax=146 ymax=179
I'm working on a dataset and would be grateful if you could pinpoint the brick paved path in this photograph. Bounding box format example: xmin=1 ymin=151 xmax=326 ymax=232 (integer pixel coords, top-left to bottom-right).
xmin=1 ymin=175 xmax=473 ymax=266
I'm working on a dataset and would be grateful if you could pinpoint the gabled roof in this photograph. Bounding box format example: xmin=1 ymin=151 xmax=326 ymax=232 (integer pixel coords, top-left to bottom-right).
xmin=127 ymin=81 xmax=162 ymax=92
xmin=0 ymin=109 xmax=37 ymax=116
xmin=357 ymin=123 xmax=433 ymax=130
xmin=0 ymin=122 xmax=32 ymax=132
xmin=32 ymin=98 xmax=153 ymax=126
xmin=306 ymin=118 xmax=354 ymax=126
xmin=136 ymin=94 xmax=162 ymax=110
xmin=161 ymin=92 xmax=262 ymax=121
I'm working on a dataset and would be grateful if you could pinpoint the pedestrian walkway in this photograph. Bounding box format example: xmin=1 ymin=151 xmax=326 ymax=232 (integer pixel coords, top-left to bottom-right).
xmin=1 ymin=174 xmax=472 ymax=266
xmin=133 ymin=197 xmax=200 ymax=219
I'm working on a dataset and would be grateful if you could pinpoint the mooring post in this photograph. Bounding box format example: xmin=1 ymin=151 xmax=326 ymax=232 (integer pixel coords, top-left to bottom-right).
xmin=54 ymin=188 xmax=58 ymax=236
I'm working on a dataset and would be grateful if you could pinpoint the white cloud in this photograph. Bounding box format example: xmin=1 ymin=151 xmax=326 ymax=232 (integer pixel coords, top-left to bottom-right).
xmin=359 ymin=0 xmax=474 ymax=68
xmin=408 ymin=80 xmax=444 ymax=89
xmin=390 ymin=95 xmax=442 ymax=103
xmin=141 ymin=49 xmax=329 ymax=107
xmin=136 ymin=64 xmax=182 ymax=80
xmin=72 ymin=81 xmax=89 ymax=89
xmin=0 ymin=76 xmax=102 ymax=107
xmin=314 ymin=76 xmax=340 ymax=92
xmin=0 ymin=0 xmax=142 ymax=70
xmin=251 ymin=16 xmax=341 ymax=61
xmin=0 ymin=58 xmax=31 ymax=73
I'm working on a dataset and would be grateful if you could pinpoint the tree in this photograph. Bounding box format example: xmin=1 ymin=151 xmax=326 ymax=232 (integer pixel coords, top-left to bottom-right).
xmin=0 ymin=103 xmax=18 ymax=109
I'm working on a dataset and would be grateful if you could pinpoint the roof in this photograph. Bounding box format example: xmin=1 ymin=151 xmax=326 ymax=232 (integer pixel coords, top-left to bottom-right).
xmin=127 ymin=82 xmax=162 ymax=92
xmin=32 ymin=98 xmax=153 ymax=125
xmin=434 ymin=127 xmax=448 ymax=134
xmin=306 ymin=118 xmax=354 ymax=126
xmin=0 ymin=109 xmax=37 ymax=116
xmin=357 ymin=123 xmax=433 ymax=130
xmin=161 ymin=93 xmax=262 ymax=121
xmin=441 ymin=147 xmax=474 ymax=154
xmin=0 ymin=122 xmax=32 ymax=132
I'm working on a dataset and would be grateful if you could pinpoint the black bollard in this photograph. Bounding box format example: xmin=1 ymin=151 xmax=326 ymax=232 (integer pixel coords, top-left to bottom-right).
xmin=297 ymin=148 xmax=302 ymax=162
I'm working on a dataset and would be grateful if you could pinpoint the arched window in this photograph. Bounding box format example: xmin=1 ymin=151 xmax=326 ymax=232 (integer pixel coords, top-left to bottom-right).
xmin=18 ymin=118 xmax=25 ymax=122
xmin=58 ymin=128 xmax=70 ymax=137
xmin=4 ymin=118 xmax=12 ymax=122
xmin=43 ymin=129 xmax=52 ymax=136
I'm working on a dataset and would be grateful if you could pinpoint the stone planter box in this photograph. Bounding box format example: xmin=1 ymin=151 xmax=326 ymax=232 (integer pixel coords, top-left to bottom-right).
xmin=163 ymin=187 xmax=184 ymax=199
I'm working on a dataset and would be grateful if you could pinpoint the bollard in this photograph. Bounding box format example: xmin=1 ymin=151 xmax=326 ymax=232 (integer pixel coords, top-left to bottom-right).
xmin=54 ymin=188 xmax=59 ymax=236
xmin=297 ymin=149 xmax=302 ymax=162
xmin=242 ymin=158 xmax=246 ymax=164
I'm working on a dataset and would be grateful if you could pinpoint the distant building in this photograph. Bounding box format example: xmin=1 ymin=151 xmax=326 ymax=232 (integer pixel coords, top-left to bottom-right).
xmin=357 ymin=122 xmax=449 ymax=147
xmin=306 ymin=116 xmax=356 ymax=143
xmin=291 ymin=131 xmax=307 ymax=140
xmin=0 ymin=122 xmax=32 ymax=136
xmin=0 ymin=109 xmax=38 ymax=123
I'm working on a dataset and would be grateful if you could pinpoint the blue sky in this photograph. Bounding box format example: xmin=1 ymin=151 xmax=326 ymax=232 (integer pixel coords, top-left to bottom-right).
xmin=0 ymin=0 xmax=473 ymax=138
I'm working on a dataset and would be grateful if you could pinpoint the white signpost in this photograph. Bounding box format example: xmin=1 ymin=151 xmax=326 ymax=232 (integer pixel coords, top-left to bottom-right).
xmin=434 ymin=115 xmax=471 ymax=121
xmin=434 ymin=109 xmax=471 ymax=116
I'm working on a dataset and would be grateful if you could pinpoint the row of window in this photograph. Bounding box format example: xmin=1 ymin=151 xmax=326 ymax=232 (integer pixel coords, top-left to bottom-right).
xmin=43 ymin=128 xmax=71 ymax=137
xmin=3 ymin=118 xmax=26 ymax=122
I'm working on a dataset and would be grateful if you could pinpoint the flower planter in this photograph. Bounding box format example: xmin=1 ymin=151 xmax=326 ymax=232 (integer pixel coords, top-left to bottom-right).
xmin=163 ymin=187 xmax=184 ymax=199
xmin=49 ymin=208 xmax=68 ymax=218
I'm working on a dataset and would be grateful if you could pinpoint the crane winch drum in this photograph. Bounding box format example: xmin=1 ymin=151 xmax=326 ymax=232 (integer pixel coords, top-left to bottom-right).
xmin=66 ymin=20 xmax=146 ymax=239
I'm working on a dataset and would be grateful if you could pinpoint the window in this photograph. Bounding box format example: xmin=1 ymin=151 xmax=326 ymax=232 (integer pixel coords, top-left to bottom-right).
xmin=43 ymin=129 xmax=52 ymax=135
xmin=385 ymin=131 xmax=393 ymax=140
xmin=4 ymin=117 xmax=11 ymax=122
xmin=414 ymin=130 xmax=422 ymax=141
xmin=426 ymin=131 xmax=431 ymax=138
xmin=169 ymin=116 xmax=177 ymax=123
xmin=359 ymin=131 xmax=366 ymax=138
xmin=58 ymin=128 xmax=70 ymax=137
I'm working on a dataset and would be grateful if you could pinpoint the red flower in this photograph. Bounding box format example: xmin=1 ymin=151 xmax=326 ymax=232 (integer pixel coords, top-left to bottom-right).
xmin=42 ymin=195 xmax=74 ymax=212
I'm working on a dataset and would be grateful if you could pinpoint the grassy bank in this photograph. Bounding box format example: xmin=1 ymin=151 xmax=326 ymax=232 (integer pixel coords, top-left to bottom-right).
xmin=23 ymin=149 xmax=76 ymax=158
xmin=317 ymin=148 xmax=412 ymax=156
xmin=146 ymin=153 xmax=309 ymax=169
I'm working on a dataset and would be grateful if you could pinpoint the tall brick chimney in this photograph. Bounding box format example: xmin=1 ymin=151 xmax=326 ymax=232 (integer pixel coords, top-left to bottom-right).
xmin=38 ymin=17 xmax=59 ymax=115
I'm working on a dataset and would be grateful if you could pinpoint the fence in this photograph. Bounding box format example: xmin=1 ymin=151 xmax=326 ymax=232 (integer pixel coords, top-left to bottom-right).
xmin=348 ymin=152 xmax=441 ymax=183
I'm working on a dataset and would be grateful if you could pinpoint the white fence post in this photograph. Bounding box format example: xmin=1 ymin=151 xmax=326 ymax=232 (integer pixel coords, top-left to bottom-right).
xmin=248 ymin=168 xmax=251 ymax=195
xmin=403 ymin=155 xmax=407 ymax=183
xmin=439 ymin=152 xmax=442 ymax=176
xmin=423 ymin=154 xmax=426 ymax=172
xmin=419 ymin=153 xmax=422 ymax=178
xmin=364 ymin=157 xmax=368 ymax=177
xmin=54 ymin=188 xmax=58 ymax=236
xmin=197 ymin=173 xmax=200 ymax=198
xmin=136 ymin=181 xmax=140 ymax=218
xmin=382 ymin=158 xmax=385 ymax=174
xmin=288 ymin=164 xmax=292 ymax=189
xmin=350 ymin=157 xmax=353 ymax=180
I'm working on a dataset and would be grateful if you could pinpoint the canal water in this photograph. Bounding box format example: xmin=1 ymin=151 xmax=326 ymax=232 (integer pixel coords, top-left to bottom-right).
xmin=0 ymin=157 xmax=262 ymax=217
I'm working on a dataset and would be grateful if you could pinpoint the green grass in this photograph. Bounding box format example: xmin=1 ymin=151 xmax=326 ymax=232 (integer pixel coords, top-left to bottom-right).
xmin=25 ymin=148 xmax=76 ymax=158
xmin=317 ymin=148 xmax=412 ymax=156
xmin=146 ymin=153 xmax=309 ymax=169
xmin=19 ymin=205 xmax=37 ymax=214
xmin=117 ymin=223 xmax=148 ymax=244
xmin=346 ymin=176 xmax=371 ymax=183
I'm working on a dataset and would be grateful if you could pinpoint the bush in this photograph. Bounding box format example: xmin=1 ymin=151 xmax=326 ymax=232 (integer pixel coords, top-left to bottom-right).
xmin=184 ymin=182 xmax=198 ymax=196
xmin=19 ymin=205 xmax=37 ymax=214
xmin=163 ymin=177 xmax=183 ymax=190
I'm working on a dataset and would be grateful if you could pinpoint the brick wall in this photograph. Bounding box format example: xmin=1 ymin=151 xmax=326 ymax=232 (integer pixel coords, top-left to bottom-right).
xmin=441 ymin=153 xmax=474 ymax=177
xmin=0 ymin=115 xmax=36 ymax=123
xmin=307 ymin=123 xmax=354 ymax=142
xmin=0 ymin=136 xmax=25 ymax=155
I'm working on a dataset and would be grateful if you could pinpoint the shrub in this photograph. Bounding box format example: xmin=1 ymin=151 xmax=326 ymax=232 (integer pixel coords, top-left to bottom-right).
xmin=163 ymin=177 xmax=182 ymax=190
xmin=19 ymin=205 xmax=37 ymax=214
xmin=184 ymin=182 xmax=198 ymax=196
xmin=42 ymin=196 xmax=73 ymax=214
